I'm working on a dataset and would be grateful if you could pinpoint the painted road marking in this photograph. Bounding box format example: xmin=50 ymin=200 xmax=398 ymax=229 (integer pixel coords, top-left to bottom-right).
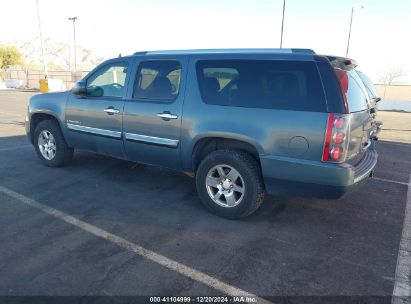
xmin=373 ymin=177 xmax=410 ymax=187
xmin=0 ymin=185 xmax=271 ymax=303
xmin=392 ymin=173 xmax=411 ymax=304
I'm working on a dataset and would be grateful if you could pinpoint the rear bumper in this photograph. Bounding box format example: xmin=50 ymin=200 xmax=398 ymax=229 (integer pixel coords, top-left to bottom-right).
xmin=353 ymin=149 xmax=377 ymax=183
xmin=261 ymin=148 xmax=378 ymax=199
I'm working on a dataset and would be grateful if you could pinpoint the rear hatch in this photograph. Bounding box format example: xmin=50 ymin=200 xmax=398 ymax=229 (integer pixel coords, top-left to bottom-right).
xmin=322 ymin=57 xmax=376 ymax=164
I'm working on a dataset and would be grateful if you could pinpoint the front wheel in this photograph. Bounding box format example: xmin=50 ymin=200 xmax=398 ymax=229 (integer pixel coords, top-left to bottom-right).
xmin=34 ymin=120 xmax=73 ymax=167
xmin=196 ymin=150 xmax=265 ymax=219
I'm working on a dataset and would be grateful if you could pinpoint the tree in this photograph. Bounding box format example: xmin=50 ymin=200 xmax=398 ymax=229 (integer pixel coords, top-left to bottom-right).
xmin=0 ymin=45 xmax=23 ymax=69
xmin=378 ymin=66 xmax=407 ymax=99
xmin=378 ymin=66 xmax=406 ymax=85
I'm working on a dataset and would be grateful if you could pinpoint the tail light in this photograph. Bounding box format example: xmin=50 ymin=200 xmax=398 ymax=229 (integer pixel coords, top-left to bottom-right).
xmin=334 ymin=68 xmax=349 ymax=114
xmin=322 ymin=114 xmax=350 ymax=163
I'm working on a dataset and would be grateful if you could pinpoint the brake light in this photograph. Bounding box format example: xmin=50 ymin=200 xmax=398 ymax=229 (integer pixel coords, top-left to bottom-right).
xmin=333 ymin=132 xmax=345 ymax=144
xmin=334 ymin=68 xmax=349 ymax=113
xmin=330 ymin=146 xmax=342 ymax=160
xmin=322 ymin=114 xmax=350 ymax=162
xmin=334 ymin=117 xmax=345 ymax=129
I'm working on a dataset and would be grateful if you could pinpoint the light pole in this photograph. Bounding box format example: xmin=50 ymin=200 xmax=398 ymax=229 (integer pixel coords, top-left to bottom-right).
xmin=68 ymin=17 xmax=78 ymax=71
xmin=345 ymin=5 xmax=364 ymax=58
xmin=36 ymin=0 xmax=48 ymax=76
xmin=280 ymin=0 xmax=286 ymax=48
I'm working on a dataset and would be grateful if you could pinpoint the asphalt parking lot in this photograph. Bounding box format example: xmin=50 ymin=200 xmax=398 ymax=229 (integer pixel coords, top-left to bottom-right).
xmin=0 ymin=90 xmax=410 ymax=302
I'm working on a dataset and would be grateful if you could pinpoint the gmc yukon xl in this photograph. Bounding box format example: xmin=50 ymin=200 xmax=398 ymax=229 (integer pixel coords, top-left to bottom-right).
xmin=26 ymin=49 xmax=379 ymax=219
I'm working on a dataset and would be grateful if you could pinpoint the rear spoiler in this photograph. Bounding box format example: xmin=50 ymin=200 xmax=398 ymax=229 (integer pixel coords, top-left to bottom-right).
xmin=325 ymin=56 xmax=358 ymax=70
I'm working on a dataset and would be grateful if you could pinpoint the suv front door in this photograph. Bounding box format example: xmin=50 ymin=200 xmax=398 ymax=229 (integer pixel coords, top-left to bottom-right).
xmin=122 ymin=57 xmax=187 ymax=169
xmin=66 ymin=60 xmax=131 ymax=158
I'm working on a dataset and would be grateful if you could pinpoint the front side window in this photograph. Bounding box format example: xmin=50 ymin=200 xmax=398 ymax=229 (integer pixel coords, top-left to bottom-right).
xmin=86 ymin=61 xmax=128 ymax=98
xmin=196 ymin=60 xmax=326 ymax=112
xmin=133 ymin=60 xmax=181 ymax=101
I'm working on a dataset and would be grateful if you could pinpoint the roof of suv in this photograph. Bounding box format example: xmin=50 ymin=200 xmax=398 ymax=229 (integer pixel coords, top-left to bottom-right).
xmin=133 ymin=48 xmax=316 ymax=56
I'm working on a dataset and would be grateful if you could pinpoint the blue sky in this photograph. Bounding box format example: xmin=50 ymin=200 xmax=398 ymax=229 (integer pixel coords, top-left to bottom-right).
xmin=1 ymin=0 xmax=410 ymax=83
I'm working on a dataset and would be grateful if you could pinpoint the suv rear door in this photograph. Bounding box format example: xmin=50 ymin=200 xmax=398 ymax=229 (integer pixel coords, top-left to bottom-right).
xmin=122 ymin=56 xmax=188 ymax=169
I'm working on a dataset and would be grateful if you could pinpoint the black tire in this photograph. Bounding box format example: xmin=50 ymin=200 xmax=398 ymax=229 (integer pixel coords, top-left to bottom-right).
xmin=196 ymin=149 xmax=265 ymax=219
xmin=33 ymin=120 xmax=74 ymax=167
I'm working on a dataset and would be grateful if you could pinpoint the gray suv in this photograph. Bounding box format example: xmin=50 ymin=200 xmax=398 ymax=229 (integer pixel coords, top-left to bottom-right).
xmin=26 ymin=49 xmax=379 ymax=219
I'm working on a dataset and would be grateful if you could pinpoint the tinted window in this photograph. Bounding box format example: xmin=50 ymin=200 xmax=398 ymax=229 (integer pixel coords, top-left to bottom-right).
xmin=356 ymin=70 xmax=379 ymax=99
xmin=133 ymin=60 xmax=181 ymax=101
xmin=86 ymin=61 xmax=128 ymax=98
xmin=196 ymin=60 xmax=326 ymax=112
xmin=346 ymin=70 xmax=368 ymax=112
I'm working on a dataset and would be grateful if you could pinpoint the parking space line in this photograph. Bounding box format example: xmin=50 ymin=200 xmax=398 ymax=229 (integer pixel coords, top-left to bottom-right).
xmin=373 ymin=177 xmax=410 ymax=187
xmin=0 ymin=185 xmax=270 ymax=303
xmin=392 ymin=173 xmax=411 ymax=304
xmin=0 ymin=145 xmax=32 ymax=152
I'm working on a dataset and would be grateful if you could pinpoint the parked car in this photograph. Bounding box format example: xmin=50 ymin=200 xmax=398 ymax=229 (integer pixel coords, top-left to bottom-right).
xmin=26 ymin=49 xmax=378 ymax=219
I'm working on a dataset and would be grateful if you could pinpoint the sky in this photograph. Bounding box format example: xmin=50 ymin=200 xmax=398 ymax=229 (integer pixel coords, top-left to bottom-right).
xmin=0 ymin=0 xmax=410 ymax=83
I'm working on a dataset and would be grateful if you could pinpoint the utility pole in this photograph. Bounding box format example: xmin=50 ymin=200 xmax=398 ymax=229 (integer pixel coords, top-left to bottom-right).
xmin=280 ymin=0 xmax=286 ymax=48
xmin=68 ymin=17 xmax=78 ymax=71
xmin=36 ymin=0 xmax=48 ymax=76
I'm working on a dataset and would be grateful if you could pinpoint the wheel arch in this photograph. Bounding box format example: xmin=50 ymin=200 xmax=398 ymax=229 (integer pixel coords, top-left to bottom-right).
xmin=191 ymin=137 xmax=262 ymax=173
xmin=30 ymin=112 xmax=65 ymax=144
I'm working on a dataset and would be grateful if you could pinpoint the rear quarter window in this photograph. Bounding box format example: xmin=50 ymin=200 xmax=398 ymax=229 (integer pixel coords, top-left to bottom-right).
xmin=356 ymin=70 xmax=379 ymax=99
xmin=346 ymin=71 xmax=369 ymax=112
xmin=196 ymin=60 xmax=326 ymax=112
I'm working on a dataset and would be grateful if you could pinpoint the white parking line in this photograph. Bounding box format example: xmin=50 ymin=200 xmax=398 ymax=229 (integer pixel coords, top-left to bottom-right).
xmin=0 ymin=185 xmax=270 ymax=303
xmin=0 ymin=145 xmax=32 ymax=152
xmin=392 ymin=173 xmax=411 ymax=304
xmin=373 ymin=177 xmax=410 ymax=186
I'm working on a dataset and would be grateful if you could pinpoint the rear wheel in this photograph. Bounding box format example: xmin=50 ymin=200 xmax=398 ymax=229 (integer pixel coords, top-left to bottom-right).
xmin=196 ymin=150 xmax=265 ymax=219
xmin=34 ymin=120 xmax=73 ymax=167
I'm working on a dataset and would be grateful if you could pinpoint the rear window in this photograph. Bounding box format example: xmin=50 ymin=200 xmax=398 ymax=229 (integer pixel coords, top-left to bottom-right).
xmin=346 ymin=70 xmax=369 ymax=112
xmin=196 ymin=60 xmax=326 ymax=112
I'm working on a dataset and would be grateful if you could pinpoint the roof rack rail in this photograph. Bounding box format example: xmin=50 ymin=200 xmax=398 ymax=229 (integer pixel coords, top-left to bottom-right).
xmin=133 ymin=48 xmax=316 ymax=56
xmin=291 ymin=48 xmax=316 ymax=54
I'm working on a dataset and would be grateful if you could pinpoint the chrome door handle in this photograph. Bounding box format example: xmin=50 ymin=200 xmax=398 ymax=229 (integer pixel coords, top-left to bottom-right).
xmin=104 ymin=108 xmax=120 ymax=115
xmin=157 ymin=112 xmax=178 ymax=120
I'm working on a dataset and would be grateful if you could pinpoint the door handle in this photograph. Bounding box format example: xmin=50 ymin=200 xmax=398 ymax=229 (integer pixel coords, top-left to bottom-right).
xmin=157 ymin=112 xmax=178 ymax=120
xmin=104 ymin=107 xmax=120 ymax=115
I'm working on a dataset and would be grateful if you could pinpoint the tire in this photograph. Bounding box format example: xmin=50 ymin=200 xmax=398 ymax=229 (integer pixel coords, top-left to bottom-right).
xmin=196 ymin=149 xmax=265 ymax=219
xmin=34 ymin=120 xmax=74 ymax=167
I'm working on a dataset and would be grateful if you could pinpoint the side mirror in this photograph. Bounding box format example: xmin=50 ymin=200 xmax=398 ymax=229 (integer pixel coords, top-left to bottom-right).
xmin=72 ymin=81 xmax=87 ymax=97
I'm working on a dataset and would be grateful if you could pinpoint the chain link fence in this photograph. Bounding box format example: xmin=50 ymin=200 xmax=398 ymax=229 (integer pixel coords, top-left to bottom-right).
xmin=1 ymin=69 xmax=89 ymax=90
